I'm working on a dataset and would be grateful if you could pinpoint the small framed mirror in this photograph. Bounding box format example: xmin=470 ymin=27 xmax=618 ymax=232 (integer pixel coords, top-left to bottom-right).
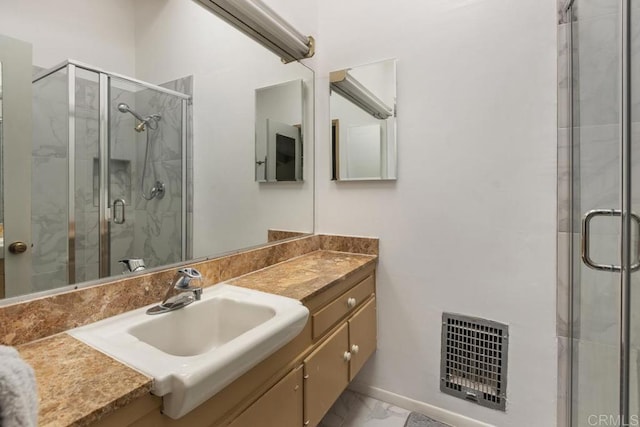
xmin=255 ymin=79 xmax=304 ymax=182
xmin=330 ymin=59 xmax=397 ymax=181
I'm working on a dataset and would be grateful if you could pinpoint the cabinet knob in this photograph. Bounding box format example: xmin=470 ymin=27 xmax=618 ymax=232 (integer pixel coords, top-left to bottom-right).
xmin=304 ymin=421 xmax=310 ymax=426
xmin=344 ymin=351 xmax=352 ymax=362
xmin=347 ymin=297 xmax=357 ymax=308
xmin=351 ymin=344 xmax=360 ymax=354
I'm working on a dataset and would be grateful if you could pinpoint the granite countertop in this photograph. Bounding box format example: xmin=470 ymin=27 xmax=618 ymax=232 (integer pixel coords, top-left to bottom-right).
xmin=15 ymin=250 xmax=376 ymax=427
xmin=228 ymin=250 xmax=376 ymax=302
xmin=17 ymin=334 xmax=152 ymax=427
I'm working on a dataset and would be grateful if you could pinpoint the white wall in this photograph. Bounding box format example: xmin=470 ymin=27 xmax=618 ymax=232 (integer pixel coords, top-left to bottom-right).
xmin=314 ymin=0 xmax=558 ymax=426
xmin=0 ymin=0 xmax=136 ymax=75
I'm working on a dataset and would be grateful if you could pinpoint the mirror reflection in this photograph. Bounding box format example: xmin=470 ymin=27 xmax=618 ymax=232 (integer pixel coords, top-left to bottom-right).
xmin=255 ymin=80 xmax=304 ymax=182
xmin=0 ymin=0 xmax=314 ymax=301
xmin=30 ymin=64 xmax=189 ymax=294
xmin=330 ymin=59 xmax=397 ymax=181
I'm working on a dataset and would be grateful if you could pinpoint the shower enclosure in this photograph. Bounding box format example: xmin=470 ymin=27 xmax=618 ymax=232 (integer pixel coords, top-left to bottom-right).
xmin=31 ymin=60 xmax=190 ymax=291
xmin=564 ymin=0 xmax=640 ymax=425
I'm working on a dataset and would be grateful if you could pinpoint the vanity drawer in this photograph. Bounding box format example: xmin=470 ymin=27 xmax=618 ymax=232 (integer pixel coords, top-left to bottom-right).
xmin=312 ymin=274 xmax=375 ymax=339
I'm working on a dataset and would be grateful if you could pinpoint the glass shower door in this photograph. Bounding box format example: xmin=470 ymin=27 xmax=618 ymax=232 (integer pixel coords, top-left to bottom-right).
xmin=108 ymin=77 xmax=186 ymax=274
xmin=628 ymin=1 xmax=640 ymax=424
xmin=569 ymin=0 xmax=624 ymax=424
xmin=570 ymin=0 xmax=640 ymax=425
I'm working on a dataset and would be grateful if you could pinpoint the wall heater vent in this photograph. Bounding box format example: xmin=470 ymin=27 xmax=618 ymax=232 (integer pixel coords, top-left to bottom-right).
xmin=440 ymin=313 xmax=508 ymax=411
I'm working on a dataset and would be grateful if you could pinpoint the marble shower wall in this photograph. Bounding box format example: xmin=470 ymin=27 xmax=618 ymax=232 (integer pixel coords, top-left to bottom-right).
xmin=162 ymin=76 xmax=194 ymax=261
xmin=128 ymin=76 xmax=192 ymax=269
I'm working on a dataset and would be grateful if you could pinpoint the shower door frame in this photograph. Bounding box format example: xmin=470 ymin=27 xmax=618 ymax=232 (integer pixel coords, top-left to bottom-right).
xmin=565 ymin=0 xmax=634 ymax=425
xmin=33 ymin=60 xmax=191 ymax=283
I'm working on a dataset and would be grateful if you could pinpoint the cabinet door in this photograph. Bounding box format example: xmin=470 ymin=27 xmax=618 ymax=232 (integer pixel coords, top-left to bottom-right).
xmin=348 ymin=297 xmax=377 ymax=381
xmin=303 ymin=323 xmax=349 ymax=427
xmin=228 ymin=365 xmax=303 ymax=427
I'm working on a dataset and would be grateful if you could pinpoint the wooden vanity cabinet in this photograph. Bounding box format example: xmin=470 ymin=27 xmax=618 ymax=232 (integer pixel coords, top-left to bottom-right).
xmin=311 ymin=275 xmax=375 ymax=339
xmin=348 ymin=297 xmax=376 ymax=381
xmin=228 ymin=365 xmax=303 ymax=427
xmin=303 ymin=324 xmax=350 ymax=426
xmin=302 ymin=297 xmax=377 ymax=426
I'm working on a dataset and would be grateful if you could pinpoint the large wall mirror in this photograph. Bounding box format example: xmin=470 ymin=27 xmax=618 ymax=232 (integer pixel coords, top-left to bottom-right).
xmin=0 ymin=0 xmax=314 ymax=301
xmin=330 ymin=59 xmax=397 ymax=181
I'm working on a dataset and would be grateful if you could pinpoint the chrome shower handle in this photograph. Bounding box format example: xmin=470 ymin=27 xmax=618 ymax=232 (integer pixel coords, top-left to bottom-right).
xmin=581 ymin=209 xmax=640 ymax=272
xmin=113 ymin=199 xmax=126 ymax=224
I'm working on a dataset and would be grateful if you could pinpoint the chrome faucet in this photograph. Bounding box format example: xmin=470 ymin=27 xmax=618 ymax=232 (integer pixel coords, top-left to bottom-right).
xmin=119 ymin=258 xmax=146 ymax=273
xmin=146 ymin=268 xmax=203 ymax=315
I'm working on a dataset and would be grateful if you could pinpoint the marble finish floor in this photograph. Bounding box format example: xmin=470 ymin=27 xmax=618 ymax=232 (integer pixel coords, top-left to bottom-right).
xmin=319 ymin=390 xmax=412 ymax=427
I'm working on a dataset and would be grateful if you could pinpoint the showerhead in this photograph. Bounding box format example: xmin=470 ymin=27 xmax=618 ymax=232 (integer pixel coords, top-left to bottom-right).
xmin=117 ymin=103 xmax=161 ymax=132
xmin=117 ymin=103 xmax=145 ymax=122
xmin=117 ymin=102 xmax=129 ymax=113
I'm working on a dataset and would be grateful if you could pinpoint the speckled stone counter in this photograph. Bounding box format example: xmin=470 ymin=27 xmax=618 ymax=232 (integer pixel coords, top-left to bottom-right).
xmin=17 ymin=334 xmax=152 ymax=427
xmin=11 ymin=247 xmax=377 ymax=427
xmin=228 ymin=250 xmax=376 ymax=302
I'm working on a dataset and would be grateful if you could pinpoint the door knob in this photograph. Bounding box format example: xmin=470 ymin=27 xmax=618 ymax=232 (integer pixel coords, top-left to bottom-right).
xmin=8 ymin=241 xmax=28 ymax=254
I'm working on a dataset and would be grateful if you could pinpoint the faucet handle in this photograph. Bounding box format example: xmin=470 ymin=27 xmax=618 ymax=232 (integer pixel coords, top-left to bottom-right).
xmin=178 ymin=268 xmax=202 ymax=279
xmin=175 ymin=268 xmax=202 ymax=288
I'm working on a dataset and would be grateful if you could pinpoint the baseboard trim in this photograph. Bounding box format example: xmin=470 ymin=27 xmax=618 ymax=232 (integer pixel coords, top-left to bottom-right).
xmin=348 ymin=383 xmax=496 ymax=427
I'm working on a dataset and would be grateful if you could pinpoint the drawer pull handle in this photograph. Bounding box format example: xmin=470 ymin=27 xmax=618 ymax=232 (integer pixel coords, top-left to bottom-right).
xmin=347 ymin=297 xmax=357 ymax=308
xmin=344 ymin=351 xmax=352 ymax=362
xmin=351 ymin=344 xmax=360 ymax=354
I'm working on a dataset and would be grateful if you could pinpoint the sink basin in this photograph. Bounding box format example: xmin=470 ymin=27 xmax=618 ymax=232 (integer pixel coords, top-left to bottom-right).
xmin=129 ymin=297 xmax=277 ymax=357
xmin=69 ymin=284 xmax=309 ymax=419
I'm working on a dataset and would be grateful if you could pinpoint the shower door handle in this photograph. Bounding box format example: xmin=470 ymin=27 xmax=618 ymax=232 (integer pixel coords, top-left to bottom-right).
xmin=113 ymin=199 xmax=126 ymax=224
xmin=581 ymin=209 xmax=640 ymax=272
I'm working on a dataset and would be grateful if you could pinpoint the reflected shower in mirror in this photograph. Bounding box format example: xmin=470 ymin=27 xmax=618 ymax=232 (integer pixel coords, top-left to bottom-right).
xmin=255 ymin=80 xmax=303 ymax=182
xmin=30 ymin=62 xmax=190 ymax=293
xmin=330 ymin=59 xmax=397 ymax=181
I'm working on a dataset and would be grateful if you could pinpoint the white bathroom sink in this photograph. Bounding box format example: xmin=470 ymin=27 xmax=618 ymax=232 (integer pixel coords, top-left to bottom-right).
xmin=69 ymin=283 xmax=309 ymax=419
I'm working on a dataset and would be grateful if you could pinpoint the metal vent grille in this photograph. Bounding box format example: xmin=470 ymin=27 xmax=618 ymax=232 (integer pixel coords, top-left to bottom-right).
xmin=440 ymin=313 xmax=508 ymax=411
